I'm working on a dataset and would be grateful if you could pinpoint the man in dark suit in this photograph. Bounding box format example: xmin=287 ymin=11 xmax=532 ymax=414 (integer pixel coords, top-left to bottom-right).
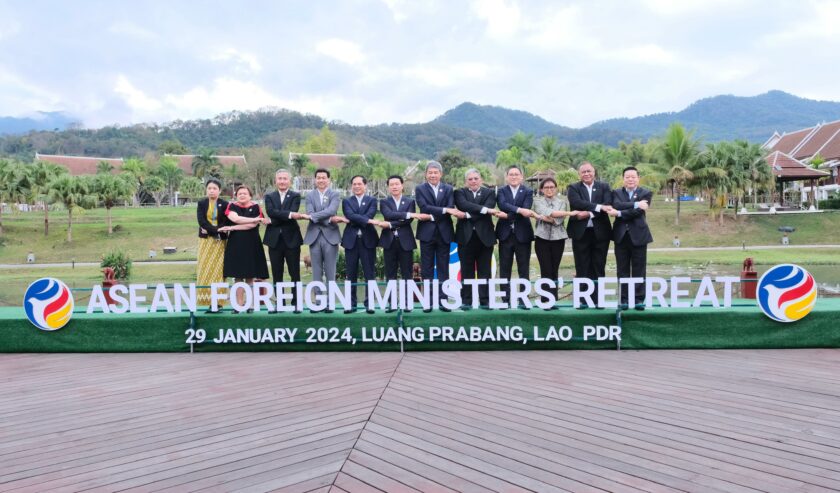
xmin=607 ymin=166 xmax=653 ymax=310
xmin=454 ymin=168 xmax=500 ymax=308
xmin=378 ymin=175 xmax=430 ymax=285
xmin=415 ymin=161 xmax=464 ymax=284
xmin=338 ymin=175 xmax=379 ymax=313
xmin=263 ymin=169 xmax=304 ymax=312
xmin=566 ymin=161 xmax=613 ymax=307
xmin=496 ymin=165 xmax=536 ymax=308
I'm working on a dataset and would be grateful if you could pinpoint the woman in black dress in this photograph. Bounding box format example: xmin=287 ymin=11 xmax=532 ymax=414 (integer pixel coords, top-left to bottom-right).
xmin=219 ymin=185 xmax=269 ymax=311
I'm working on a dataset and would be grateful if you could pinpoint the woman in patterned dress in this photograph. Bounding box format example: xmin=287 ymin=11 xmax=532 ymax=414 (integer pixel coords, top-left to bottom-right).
xmin=196 ymin=179 xmax=228 ymax=312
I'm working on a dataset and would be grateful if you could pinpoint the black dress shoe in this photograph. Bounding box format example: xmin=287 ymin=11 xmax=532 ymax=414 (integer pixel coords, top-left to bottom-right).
xmin=619 ymin=303 xmax=629 ymax=310
xmin=634 ymin=304 xmax=646 ymax=311
xmin=518 ymin=304 xmax=530 ymax=311
xmin=344 ymin=308 xmax=357 ymax=314
xmin=423 ymin=308 xmax=432 ymax=313
xmin=293 ymin=309 xmax=302 ymax=314
xmin=440 ymin=307 xmax=452 ymax=313
xmin=324 ymin=309 xmax=334 ymax=314
xmin=366 ymin=308 xmax=375 ymax=314
xmin=385 ymin=307 xmax=396 ymax=313
xmin=479 ymin=305 xmax=491 ymax=310
xmin=576 ymin=303 xmax=589 ymax=310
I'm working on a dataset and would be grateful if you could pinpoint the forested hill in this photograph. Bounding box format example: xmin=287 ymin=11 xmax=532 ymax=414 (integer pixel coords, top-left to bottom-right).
xmin=587 ymin=91 xmax=840 ymax=142
xmin=1 ymin=90 xmax=838 ymax=163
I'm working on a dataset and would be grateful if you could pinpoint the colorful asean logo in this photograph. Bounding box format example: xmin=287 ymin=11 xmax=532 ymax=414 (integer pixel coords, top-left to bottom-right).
xmin=757 ymin=264 xmax=817 ymax=323
xmin=23 ymin=278 xmax=74 ymax=331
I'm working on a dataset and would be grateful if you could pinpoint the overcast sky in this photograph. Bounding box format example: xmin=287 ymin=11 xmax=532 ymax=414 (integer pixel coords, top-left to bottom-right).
xmin=0 ymin=0 xmax=838 ymax=129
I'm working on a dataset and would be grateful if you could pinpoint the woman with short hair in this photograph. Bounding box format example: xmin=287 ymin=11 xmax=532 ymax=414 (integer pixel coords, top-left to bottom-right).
xmin=532 ymin=177 xmax=578 ymax=308
xmin=219 ymin=185 xmax=270 ymax=312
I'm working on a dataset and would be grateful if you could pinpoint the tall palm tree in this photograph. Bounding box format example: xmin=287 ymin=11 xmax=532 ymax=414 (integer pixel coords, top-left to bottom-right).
xmin=47 ymin=175 xmax=94 ymax=242
xmin=291 ymin=153 xmax=310 ymax=177
xmin=737 ymin=140 xmax=773 ymax=209
xmin=155 ymin=156 xmax=185 ymax=206
xmin=96 ymin=161 xmax=114 ymax=174
xmin=537 ymin=136 xmax=563 ymax=164
xmin=93 ymin=174 xmax=134 ymax=234
xmin=121 ymin=158 xmax=148 ymax=206
xmin=26 ymin=161 xmax=67 ymax=236
xmin=0 ymin=160 xmax=29 ymax=235
xmin=660 ymin=123 xmax=700 ymax=226
xmin=507 ymin=131 xmax=536 ymax=162
xmin=191 ymin=149 xmax=221 ymax=179
xmin=692 ymin=143 xmax=731 ymax=225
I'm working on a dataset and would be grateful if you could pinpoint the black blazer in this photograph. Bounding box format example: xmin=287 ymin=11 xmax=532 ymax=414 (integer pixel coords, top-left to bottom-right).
xmin=495 ymin=185 xmax=534 ymax=243
xmin=197 ymin=198 xmax=229 ymax=239
xmin=566 ymin=180 xmax=613 ymax=241
xmin=415 ymin=182 xmax=455 ymax=243
xmin=341 ymin=195 xmax=379 ymax=250
xmin=262 ymin=190 xmax=303 ymax=249
xmin=379 ymin=195 xmax=417 ymax=251
xmin=611 ymin=187 xmax=654 ymax=246
xmin=454 ymin=186 xmax=497 ymax=247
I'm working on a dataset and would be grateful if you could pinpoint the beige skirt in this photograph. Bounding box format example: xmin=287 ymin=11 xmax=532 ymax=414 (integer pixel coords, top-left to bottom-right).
xmin=197 ymin=237 xmax=227 ymax=306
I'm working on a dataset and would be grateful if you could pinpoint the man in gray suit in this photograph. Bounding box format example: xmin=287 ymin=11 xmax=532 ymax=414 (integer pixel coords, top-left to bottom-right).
xmin=302 ymin=168 xmax=341 ymax=311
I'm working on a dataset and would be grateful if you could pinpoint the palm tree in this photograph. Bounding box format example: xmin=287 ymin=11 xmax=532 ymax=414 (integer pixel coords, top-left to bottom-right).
xmin=692 ymin=143 xmax=731 ymax=225
xmin=537 ymin=136 xmax=563 ymax=164
xmin=47 ymin=175 xmax=94 ymax=242
xmin=179 ymin=176 xmax=204 ymax=201
xmin=93 ymin=174 xmax=134 ymax=234
xmin=738 ymin=141 xmax=773 ymax=209
xmin=660 ymin=123 xmax=700 ymax=226
xmin=507 ymin=131 xmax=536 ymax=161
xmin=96 ymin=161 xmax=114 ymax=174
xmin=0 ymin=160 xmax=29 ymax=235
xmin=144 ymin=175 xmax=167 ymax=207
xmin=154 ymin=156 xmax=185 ymax=206
xmin=192 ymin=149 xmax=221 ymax=179
xmin=26 ymin=161 xmax=67 ymax=236
xmin=121 ymin=158 xmax=148 ymax=207
xmin=291 ymin=153 xmax=310 ymax=177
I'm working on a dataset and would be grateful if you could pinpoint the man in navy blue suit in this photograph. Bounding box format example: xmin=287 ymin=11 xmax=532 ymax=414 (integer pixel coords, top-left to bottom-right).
xmin=496 ymin=165 xmax=536 ymax=308
xmin=415 ymin=161 xmax=465 ymax=285
xmin=338 ymin=175 xmax=379 ymax=313
xmin=378 ymin=175 xmax=430 ymax=287
xmin=607 ymin=166 xmax=653 ymax=310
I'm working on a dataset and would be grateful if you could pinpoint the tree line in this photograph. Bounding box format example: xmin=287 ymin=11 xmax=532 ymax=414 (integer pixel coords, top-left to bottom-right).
xmin=0 ymin=122 xmax=774 ymax=243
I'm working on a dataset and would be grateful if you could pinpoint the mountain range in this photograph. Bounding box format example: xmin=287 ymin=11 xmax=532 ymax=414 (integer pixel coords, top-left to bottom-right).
xmin=1 ymin=91 xmax=838 ymax=163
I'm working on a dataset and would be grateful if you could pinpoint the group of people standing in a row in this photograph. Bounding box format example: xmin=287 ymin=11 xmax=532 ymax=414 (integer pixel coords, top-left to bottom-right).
xmin=196 ymin=160 xmax=653 ymax=313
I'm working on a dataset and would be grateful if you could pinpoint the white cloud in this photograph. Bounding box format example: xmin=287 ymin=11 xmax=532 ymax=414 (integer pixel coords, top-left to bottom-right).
xmin=613 ymin=43 xmax=676 ymax=65
xmin=210 ymin=48 xmax=263 ymax=74
xmin=315 ymin=38 xmax=366 ymax=65
xmin=641 ymin=0 xmax=748 ymax=16
xmin=761 ymin=0 xmax=840 ymax=46
xmin=114 ymin=75 xmax=162 ymax=112
xmin=402 ymin=62 xmax=496 ymax=88
xmin=472 ymin=0 xmax=522 ymax=39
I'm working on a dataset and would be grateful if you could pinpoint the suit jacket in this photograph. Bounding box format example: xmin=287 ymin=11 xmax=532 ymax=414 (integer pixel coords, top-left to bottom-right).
xmin=415 ymin=182 xmax=454 ymax=243
xmin=379 ymin=195 xmax=416 ymax=251
xmin=495 ymin=185 xmax=535 ymax=243
xmin=303 ymin=188 xmax=341 ymax=245
xmin=341 ymin=195 xmax=379 ymax=250
xmin=196 ymin=198 xmax=229 ymax=239
xmin=262 ymin=190 xmax=303 ymax=249
xmin=611 ymin=187 xmax=654 ymax=246
xmin=454 ymin=186 xmax=497 ymax=247
xmin=566 ymin=180 xmax=613 ymax=241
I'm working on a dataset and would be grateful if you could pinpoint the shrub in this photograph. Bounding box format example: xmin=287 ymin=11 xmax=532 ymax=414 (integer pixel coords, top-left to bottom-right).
xmin=101 ymin=249 xmax=132 ymax=280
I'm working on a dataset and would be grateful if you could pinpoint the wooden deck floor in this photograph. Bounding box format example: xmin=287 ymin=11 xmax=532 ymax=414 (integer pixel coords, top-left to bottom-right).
xmin=1 ymin=350 xmax=839 ymax=492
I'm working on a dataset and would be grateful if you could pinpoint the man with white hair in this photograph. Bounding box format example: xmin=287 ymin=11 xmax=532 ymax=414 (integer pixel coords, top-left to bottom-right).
xmin=415 ymin=161 xmax=465 ymax=292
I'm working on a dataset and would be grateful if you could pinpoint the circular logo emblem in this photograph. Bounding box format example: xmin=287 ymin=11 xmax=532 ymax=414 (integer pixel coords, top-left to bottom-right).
xmin=23 ymin=278 xmax=74 ymax=331
xmin=757 ymin=264 xmax=816 ymax=323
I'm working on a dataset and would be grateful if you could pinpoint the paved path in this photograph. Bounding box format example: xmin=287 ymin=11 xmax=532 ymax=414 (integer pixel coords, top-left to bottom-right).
xmin=1 ymin=350 xmax=838 ymax=492
xmin=2 ymin=244 xmax=839 ymax=270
